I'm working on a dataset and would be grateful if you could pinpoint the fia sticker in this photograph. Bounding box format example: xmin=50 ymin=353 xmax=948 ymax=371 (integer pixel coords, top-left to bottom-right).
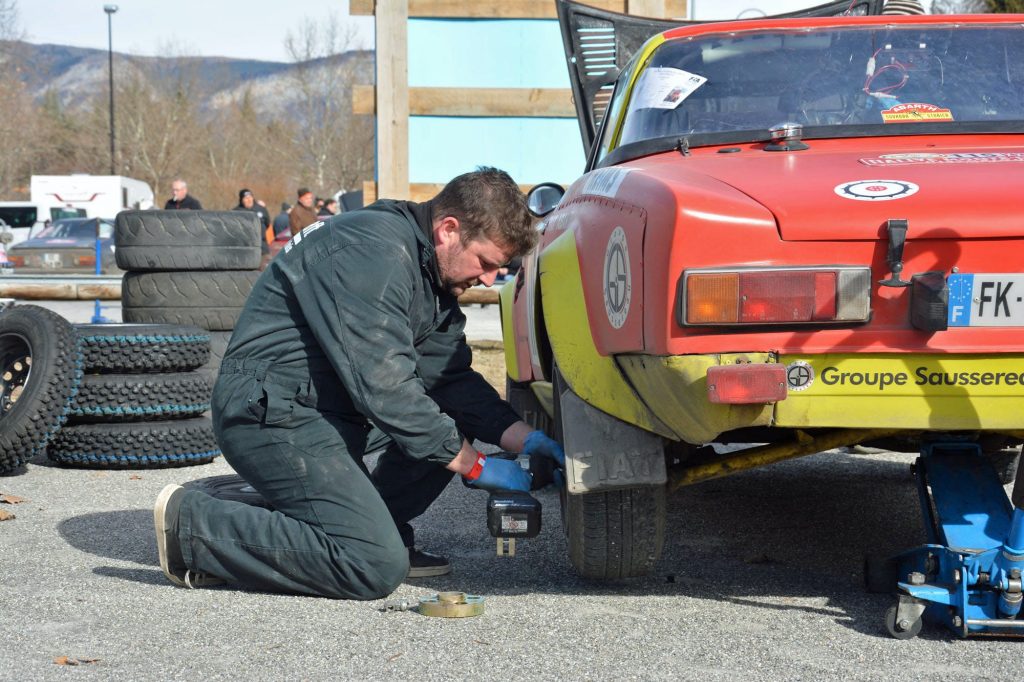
xmin=834 ymin=179 xmax=919 ymax=202
xmin=603 ymin=226 xmax=631 ymax=329
xmin=786 ymin=361 xmax=814 ymax=392
xmin=880 ymin=103 xmax=953 ymax=124
xmin=583 ymin=168 xmax=631 ymax=200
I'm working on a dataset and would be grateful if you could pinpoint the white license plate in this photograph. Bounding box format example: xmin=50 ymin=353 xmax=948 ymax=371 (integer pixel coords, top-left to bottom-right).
xmin=41 ymin=253 xmax=63 ymax=268
xmin=948 ymin=274 xmax=1024 ymax=327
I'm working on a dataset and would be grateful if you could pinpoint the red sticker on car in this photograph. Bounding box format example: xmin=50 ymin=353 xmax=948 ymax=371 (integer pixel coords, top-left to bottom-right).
xmin=880 ymin=103 xmax=953 ymax=123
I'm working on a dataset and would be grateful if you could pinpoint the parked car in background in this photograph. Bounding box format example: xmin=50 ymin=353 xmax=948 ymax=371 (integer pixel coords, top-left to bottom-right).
xmin=0 ymin=202 xmax=87 ymax=246
xmin=5 ymin=217 xmax=118 ymax=274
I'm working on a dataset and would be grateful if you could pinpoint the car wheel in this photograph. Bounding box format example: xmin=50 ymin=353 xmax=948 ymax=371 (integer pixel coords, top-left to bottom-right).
xmin=75 ymin=323 xmax=211 ymax=373
xmin=69 ymin=372 xmax=212 ymax=422
xmin=505 ymin=376 xmax=552 ymax=435
xmin=121 ymin=271 xmax=259 ymax=331
xmin=47 ymin=417 xmax=219 ymax=468
xmin=114 ymin=210 xmax=262 ymax=271
xmin=0 ymin=305 xmax=83 ymax=474
xmin=553 ymin=366 xmax=666 ymax=579
xmin=185 ymin=474 xmax=272 ymax=509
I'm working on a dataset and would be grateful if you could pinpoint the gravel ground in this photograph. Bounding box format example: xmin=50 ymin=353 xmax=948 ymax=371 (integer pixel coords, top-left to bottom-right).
xmin=4 ymin=301 xmax=1024 ymax=679
xmin=3 ymin=446 xmax=1024 ymax=681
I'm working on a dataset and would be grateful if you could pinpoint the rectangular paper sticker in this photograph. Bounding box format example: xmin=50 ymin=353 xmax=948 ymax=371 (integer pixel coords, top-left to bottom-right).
xmin=631 ymin=67 xmax=707 ymax=110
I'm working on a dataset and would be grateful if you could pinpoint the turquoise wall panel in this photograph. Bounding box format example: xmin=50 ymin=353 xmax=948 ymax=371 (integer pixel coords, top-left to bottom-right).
xmin=408 ymin=117 xmax=585 ymax=185
xmin=408 ymin=19 xmax=570 ymax=89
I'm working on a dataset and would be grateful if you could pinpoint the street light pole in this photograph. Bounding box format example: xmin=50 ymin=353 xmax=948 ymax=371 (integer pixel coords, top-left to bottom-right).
xmin=103 ymin=4 xmax=118 ymax=176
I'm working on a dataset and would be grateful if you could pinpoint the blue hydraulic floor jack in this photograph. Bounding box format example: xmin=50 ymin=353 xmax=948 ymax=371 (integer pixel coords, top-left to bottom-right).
xmin=877 ymin=441 xmax=1024 ymax=639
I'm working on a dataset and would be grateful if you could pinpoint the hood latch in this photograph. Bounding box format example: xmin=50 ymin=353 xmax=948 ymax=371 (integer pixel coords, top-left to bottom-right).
xmin=879 ymin=218 xmax=911 ymax=288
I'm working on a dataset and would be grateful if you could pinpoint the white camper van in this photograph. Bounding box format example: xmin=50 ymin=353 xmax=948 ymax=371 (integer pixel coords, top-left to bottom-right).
xmin=0 ymin=175 xmax=154 ymax=246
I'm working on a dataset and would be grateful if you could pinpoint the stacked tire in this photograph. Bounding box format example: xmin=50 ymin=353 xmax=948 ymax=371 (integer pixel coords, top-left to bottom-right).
xmin=46 ymin=324 xmax=221 ymax=469
xmin=0 ymin=305 xmax=83 ymax=475
xmin=114 ymin=210 xmax=263 ymax=386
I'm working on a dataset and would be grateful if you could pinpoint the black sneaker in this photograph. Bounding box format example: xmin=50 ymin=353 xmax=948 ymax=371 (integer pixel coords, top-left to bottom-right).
xmin=407 ymin=547 xmax=450 ymax=578
xmin=154 ymin=484 xmax=225 ymax=588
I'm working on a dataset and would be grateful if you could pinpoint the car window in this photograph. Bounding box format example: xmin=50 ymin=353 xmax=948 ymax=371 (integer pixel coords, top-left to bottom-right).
xmin=36 ymin=220 xmax=100 ymax=239
xmin=614 ymin=24 xmax=1024 ymax=149
xmin=0 ymin=206 xmax=38 ymax=228
xmin=51 ymin=207 xmax=87 ymax=221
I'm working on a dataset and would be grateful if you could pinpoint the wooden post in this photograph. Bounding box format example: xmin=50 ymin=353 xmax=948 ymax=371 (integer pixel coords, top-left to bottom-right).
xmin=627 ymin=0 xmax=667 ymax=16
xmin=375 ymin=1 xmax=410 ymax=200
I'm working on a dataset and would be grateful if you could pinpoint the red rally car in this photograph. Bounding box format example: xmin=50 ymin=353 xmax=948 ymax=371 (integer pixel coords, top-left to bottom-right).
xmin=504 ymin=1 xmax=1024 ymax=582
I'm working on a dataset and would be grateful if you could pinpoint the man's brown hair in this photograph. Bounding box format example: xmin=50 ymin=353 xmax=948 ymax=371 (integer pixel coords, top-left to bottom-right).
xmin=432 ymin=167 xmax=537 ymax=258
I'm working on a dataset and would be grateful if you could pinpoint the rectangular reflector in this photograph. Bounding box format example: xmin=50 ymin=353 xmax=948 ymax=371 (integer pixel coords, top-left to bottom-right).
xmin=707 ymin=363 xmax=787 ymax=404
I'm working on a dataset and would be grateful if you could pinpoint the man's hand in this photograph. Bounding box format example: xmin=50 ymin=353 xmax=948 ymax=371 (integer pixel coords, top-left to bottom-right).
xmin=522 ymin=430 xmax=565 ymax=467
xmin=463 ymin=453 xmax=532 ymax=492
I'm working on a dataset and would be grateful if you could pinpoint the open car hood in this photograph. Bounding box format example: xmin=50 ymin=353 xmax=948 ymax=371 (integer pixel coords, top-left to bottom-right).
xmin=556 ymin=0 xmax=884 ymax=155
xmin=668 ymin=142 xmax=1024 ymax=241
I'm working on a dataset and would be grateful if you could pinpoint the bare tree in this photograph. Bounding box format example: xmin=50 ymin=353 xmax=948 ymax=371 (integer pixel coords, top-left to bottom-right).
xmin=283 ymin=15 xmax=374 ymax=196
xmin=0 ymin=0 xmax=20 ymax=44
xmin=113 ymin=56 xmax=205 ymax=200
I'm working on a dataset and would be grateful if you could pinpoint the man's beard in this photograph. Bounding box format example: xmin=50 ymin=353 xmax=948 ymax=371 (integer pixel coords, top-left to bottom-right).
xmin=437 ymin=241 xmax=476 ymax=295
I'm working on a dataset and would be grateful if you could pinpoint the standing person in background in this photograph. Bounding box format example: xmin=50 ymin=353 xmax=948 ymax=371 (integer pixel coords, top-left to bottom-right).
xmin=288 ymin=188 xmax=319 ymax=236
xmin=232 ymin=188 xmax=271 ymax=265
xmin=165 ymin=179 xmax=203 ymax=210
xmin=273 ymin=202 xmax=291 ymax=238
xmin=318 ymin=197 xmax=339 ymax=219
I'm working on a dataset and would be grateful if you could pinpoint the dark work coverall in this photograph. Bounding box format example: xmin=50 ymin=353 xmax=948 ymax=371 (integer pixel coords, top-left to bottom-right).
xmin=175 ymin=200 xmax=520 ymax=599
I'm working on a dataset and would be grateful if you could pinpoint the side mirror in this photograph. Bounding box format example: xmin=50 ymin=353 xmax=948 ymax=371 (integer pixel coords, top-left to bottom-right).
xmin=527 ymin=183 xmax=565 ymax=218
xmin=0 ymin=231 xmax=12 ymax=245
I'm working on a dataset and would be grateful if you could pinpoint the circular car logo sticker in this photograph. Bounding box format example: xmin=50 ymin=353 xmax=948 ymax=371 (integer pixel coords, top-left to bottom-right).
xmin=603 ymin=226 xmax=631 ymax=329
xmin=786 ymin=361 xmax=814 ymax=391
xmin=834 ymin=179 xmax=919 ymax=201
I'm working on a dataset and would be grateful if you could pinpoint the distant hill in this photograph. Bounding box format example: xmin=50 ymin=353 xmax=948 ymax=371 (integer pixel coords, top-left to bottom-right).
xmin=3 ymin=41 xmax=373 ymax=113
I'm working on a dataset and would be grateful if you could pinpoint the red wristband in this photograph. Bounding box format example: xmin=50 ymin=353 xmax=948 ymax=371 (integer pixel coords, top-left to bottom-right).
xmin=465 ymin=452 xmax=486 ymax=481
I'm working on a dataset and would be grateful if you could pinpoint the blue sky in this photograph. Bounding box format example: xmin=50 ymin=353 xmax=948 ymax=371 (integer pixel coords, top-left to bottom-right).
xmin=17 ymin=0 xmax=375 ymax=62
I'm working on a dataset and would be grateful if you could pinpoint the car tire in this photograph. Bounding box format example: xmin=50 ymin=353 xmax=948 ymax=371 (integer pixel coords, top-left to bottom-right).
xmin=69 ymin=372 xmax=212 ymax=422
xmin=121 ymin=271 xmax=259 ymax=331
xmin=114 ymin=210 xmax=262 ymax=271
xmin=196 ymin=331 xmax=232 ymax=388
xmin=47 ymin=417 xmax=220 ymax=468
xmin=552 ymin=366 xmax=666 ymax=580
xmin=185 ymin=474 xmax=273 ymax=509
xmin=506 ymin=377 xmax=552 ymax=435
xmin=0 ymin=305 xmax=84 ymax=474
xmin=75 ymin=323 xmax=211 ymax=373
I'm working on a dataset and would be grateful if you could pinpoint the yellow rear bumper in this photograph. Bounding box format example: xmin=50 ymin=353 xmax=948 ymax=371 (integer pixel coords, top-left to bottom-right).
xmin=776 ymin=353 xmax=1024 ymax=431
xmin=617 ymin=352 xmax=1024 ymax=443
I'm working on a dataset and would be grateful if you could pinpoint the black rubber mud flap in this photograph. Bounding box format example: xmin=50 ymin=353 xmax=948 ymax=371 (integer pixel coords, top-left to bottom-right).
xmin=47 ymin=417 xmax=220 ymax=469
xmin=69 ymin=372 xmax=212 ymax=422
xmin=75 ymin=323 xmax=211 ymax=373
xmin=0 ymin=305 xmax=83 ymax=475
xmin=114 ymin=210 xmax=262 ymax=271
xmin=185 ymin=474 xmax=273 ymax=509
xmin=121 ymin=271 xmax=260 ymax=331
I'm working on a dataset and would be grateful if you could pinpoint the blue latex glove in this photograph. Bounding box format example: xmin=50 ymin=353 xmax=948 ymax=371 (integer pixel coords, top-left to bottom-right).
xmin=523 ymin=430 xmax=565 ymax=467
xmin=464 ymin=456 xmax=532 ymax=492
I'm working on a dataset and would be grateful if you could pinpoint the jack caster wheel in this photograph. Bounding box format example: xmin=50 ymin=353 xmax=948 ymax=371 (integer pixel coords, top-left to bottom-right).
xmin=885 ymin=604 xmax=923 ymax=640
